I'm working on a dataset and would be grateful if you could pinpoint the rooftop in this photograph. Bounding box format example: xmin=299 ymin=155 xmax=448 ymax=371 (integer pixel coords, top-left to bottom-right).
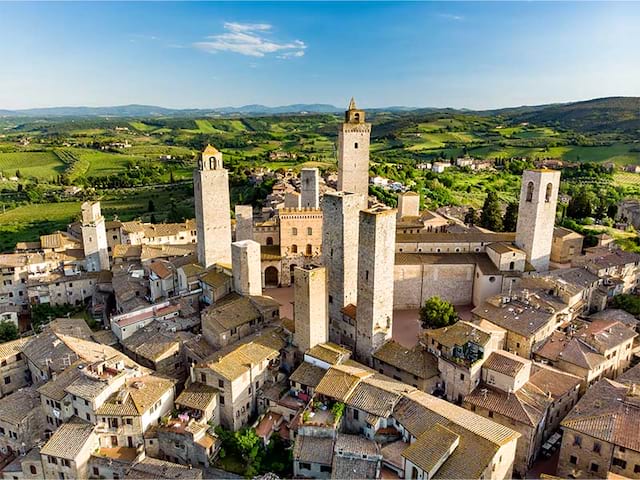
xmin=40 ymin=417 xmax=96 ymax=460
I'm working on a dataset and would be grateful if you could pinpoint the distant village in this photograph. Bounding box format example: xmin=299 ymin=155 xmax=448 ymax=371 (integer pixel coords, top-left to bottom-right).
xmin=0 ymin=99 xmax=639 ymax=480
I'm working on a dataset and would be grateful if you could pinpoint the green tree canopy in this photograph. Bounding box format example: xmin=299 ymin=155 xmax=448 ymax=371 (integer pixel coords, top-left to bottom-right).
xmin=479 ymin=191 xmax=503 ymax=232
xmin=503 ymin=202 xmax=519 ymax=232
xmin=0 ymin=321 xmax=18 ymax=343
xmin=419 ymin=296 xmax=458 ymax=329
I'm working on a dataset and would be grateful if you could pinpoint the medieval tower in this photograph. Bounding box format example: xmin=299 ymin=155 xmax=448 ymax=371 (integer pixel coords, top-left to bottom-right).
xmin=515 ymin=169 xmax=561 ymax=272
xmin=322 ymin=191 xmax=364 ymax=326
xmin=300 ymin=167 xmax=320 ymax=209
xmin=337 ymin=98 xmax=371 ymax=202
xmin=355 ymin=206 xmax=396 ymax=363
xmin=81 ymin=201 xmax=109 ymax=272
xmin=194 ymin=145 xmax=232 ymax=268
xmin=293 ymin=265 xmax=328 ymax=353
xmin=234 ymin=205 xmax=254 ymax=242
xmin=231 ymin=240 xmax=262 ymax=297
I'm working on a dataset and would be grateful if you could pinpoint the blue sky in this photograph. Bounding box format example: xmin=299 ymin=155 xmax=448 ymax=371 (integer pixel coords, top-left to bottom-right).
xmin=0 ymin=2 xmax=639 ymax=110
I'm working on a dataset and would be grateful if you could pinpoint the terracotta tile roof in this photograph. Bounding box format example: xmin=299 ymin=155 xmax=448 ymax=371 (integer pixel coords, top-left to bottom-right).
xmin=426 ymin=321 xmax=492 ymax=349
xmin=40 ymin=417 xmax=96 ymax=460
xmin=394 ymin=252 xmax=501 ymax=275
xmin=199 ymin=269 xmax=231 ymax=289
xmin=148 ymin=261 xmax=173 ymax=279
xmin=125 ymin=456 xmax=203 ymax=479
xmin=315 ymin=361 xmax=374 ymax=401
xmin=201 ymin=293 xmax=259 ymax=333
xmin=175 ymin=382 xmax=218 ymax=411
xmin=483 ymin=351 xmax=530 ymax=377
xmin=37 ymin=362 xmax=83 ymax=401
xmin=0 ymin=337 xmax=29 ymax=361
xmin=200 ymin=328 xmax=286 ymax=381
xmin=402 ymin=423 xmax=459 ymax=474
xmin=181 ymin=263 xmax=206 ymax=280
xmin=561 ymin=378 xmax=640 ymax=452
xmin=331 ymin=456 xmax=378 ymax=479
xmin=289 ymin=361 xmax=326 ymax=388
xmin=0 ymin=388 xmax=41 ymax=425
xmin=96 ymin=375 xmax=174 ymax=416
xmin=293 ymin=435 xmax=334 ymax=465
xmin=335 ymin=433 xmax=380 ymax=457
xmin=341 ymin=303 xmax=357 ymax=320
xmin=464 ymin=382 xmax=550 ymax=427
xmin=47 ymin=317 xmax=93 ymax=341
xmin=590 ymin=309 xmax=639 ymax=330
xmin=255 ymin=412 xmax=283 ymax=439
xmin=123 ymin=322 xmax=180 ymax=362
xmin=528 ymin=364 xmax=581 ymax=399
xmin=373 ymin=341 xmax=439 ymax=379
xmin=306 ymin=342 xmax=351 ymax=365
xmin=396 ymin=232 xmax=516 ymax=244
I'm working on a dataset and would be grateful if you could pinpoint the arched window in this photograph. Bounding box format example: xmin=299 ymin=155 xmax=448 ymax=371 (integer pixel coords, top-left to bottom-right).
xmin=545 ymin=183 xmax=553 ymax=202
xmin=526 ymin=181 xmax=534 ymax=202
xmin=306 ymin=244 xmax=313 ymax=256
xmin=509 ymin=261 xmax=515 ymax=270
xmin=354 ymin=142 xmax=359 ymax=149
xmin=30 ymin=466 xmax=37 ymax=475
xmin=291 ymin=244 xmax=298 ymax=254
xmin=266 ymin=237 xmax=273 ymax=246
xmin=354 ymin=113 xmax=360 ymax=122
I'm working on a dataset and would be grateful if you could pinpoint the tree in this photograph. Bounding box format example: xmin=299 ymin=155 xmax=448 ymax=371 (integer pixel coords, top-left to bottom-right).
xmin=15 ymin=169 xmax=21 ymax=179
xmin=147 ymin=199 xmax=155 ymax=213
xmin=503 ymin=202 xmax=519 ymax=232
xmin=567 ymin=188 xmax=594 ymax=219
xmin=0 ymin=321 xmax=18 ymax=343
xmin=464 ymin=207 xmax=478 ymax=226
xmin=419 ymin=297 xmax=458 ymax=329
xmin=479 ymin=191 xmax=503 ymax=232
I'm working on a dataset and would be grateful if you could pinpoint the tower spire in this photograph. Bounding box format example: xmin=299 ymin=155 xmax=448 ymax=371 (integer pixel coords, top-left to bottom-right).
xmin=348 ymin=97 xmax=357 ymax=110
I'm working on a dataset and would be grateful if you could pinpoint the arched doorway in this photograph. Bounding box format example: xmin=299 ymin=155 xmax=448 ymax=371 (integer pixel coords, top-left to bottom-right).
xmin=264 ymin=266 xmax=279 ymax=287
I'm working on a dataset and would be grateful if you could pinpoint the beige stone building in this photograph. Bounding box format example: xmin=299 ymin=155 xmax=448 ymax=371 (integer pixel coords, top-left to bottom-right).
xmin=551 ymin=227 xmax=584 ymax=264
xmin=80 ymin=201 xmax=110 ymax=272
xmin=0 ymin=337 xmax=30 ymax=398
xmin=558 ymin=375 xmax=640 ymax=479
xmin=0 ymin=388 xmax=44 ymax=455
xmin=194 ymin=145 xmax=232 ymax=268
xmin=372 ymin=340 xmax=439 ymax=392
xmin=300 ymin=167 xmax=320 ymax=209
xmin=234 ymin=204 xmax=254 ymax=242
xmin=40 ymin=418 xmax=100 ymax=480
xmin=232 ymin=240 xmax=262 ymax=297
xmin=194 ymin=327 xmax=287 ymax=431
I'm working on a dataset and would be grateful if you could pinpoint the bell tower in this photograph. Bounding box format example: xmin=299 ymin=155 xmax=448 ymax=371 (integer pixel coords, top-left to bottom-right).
xmin=194 ymin=145 xmax=232 ymax=268
xmin=337 ymin=97 xmax=370 ymax=203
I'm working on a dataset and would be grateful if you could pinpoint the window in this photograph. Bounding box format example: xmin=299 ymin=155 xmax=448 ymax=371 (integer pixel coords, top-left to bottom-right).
xmin=634 ymin=465 xmax=640 ymax=474
xmin=354 ymin=142 xmax=359 ymax=149
xmin=218 ymin=379 xmax=224 ymax=388
xmin=307 ymin=227 xmax=313 ymax=236
xmin=573 ymin=435 xmax=582 ymax=447
xmin=220 ymin=396 xmax=225 ymax=405
xmin=569 ymin=456 xmax=577 ymax=465
xmin=4 ymin=376 xmax=10 ymax=385
xmin=292 ymin=227 xmax=298 ymax=236
xmin=593 ymin=442 xmax=601 ymax=454
xmin=30 ymin=466 xmax=38 ymax=475
xmin=299 ymin=462 xmax=311 ymax=470
xmin=590 ymin=463 xmax=599 ymax=473
xmin=509 ymin=261 xmax=515 ymax=271
xmin=320 ymin=466 xmax=332 ymax=473
xmin=545 ymin=183 xmax=553 ymax=202
xmin=306 ymin=244 xmax=312 ymax=255
xmin=526 ymin=181 xmax=534 ymax=202
xmin=612 ymin=458 xmax=627 ymax=469
xmin=460 ymin=373 xmax=465 ymax=381
xmin=266 ymin=237 xmax=273 ymax=246
xmin=488 ymin=411 xmax=494 ymax=418
xmin=291 ymin=244 xmax=298 ymax=254
xmin=61 ymin=459 xmax=70 ymax=467
xmin=353 ymin=409 xmax=359 ymax=420
xmin=201 ymin=373 xmax=206 ymax=383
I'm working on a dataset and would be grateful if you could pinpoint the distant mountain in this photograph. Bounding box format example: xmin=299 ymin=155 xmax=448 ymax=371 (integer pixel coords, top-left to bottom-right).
xmin=496 ymin=97 xmax=640 ymax=132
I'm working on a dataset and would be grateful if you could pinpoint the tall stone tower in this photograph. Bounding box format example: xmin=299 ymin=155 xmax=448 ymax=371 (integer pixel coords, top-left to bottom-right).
xmin=231 ymin=240 xmax=262 ymax=297
xmin=293 ymin=265 xmax=328 ymax=353
xmin=355 ymin=206 xmax=396 ymax=364
xmin=322 ymin=191 xmax=364 ymax=325
xmin=397 ymin=191 xmax=420 ymax=220
xmin=81 ymin=201 xmax=109 ymax=272
xmin=234 ymin=205 xmax=254 ymax=242
xmin=194 ymin=145 xmax=232 ymax=268
xmin=515 ymin=169 xmax=561 ymax=272
xmin=300 ymin=168 xmax=319 ymax=209
xmin=337 ymin=98 xmax=370 ymax=202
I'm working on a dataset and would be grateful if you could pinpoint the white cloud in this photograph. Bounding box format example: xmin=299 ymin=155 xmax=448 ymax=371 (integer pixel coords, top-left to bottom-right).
xmin=438 ymin=13 xmax=464 ymax=22
xmin=194 ymin=22 xmax=306 ymax=58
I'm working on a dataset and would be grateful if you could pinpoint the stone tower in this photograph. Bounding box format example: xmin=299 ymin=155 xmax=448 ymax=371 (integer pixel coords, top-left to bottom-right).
xmin=397 ymin=191 xmax=420 ymax=220
xmin=322 ymin=191 xmax=364 ymax=325
xmin=234 ymin=205 xmax=254 ymax=242
xmin=515 ymin=169 xmax=561 ymax=272
xmin=232 ymin=240 xmax=262 ymax=297
xmin=194 ymin=145 xmax=232 ymax=268
xmin=355 ymin=206 xmax=396 ymax=364
xmin=300 ymin=168 xmax=319 ymax=209
xmin=337 ymin=98 xmax=371 ymax=202
xmin=293 ymin=265 xmax=328 ymax=353
xmin=81 ymin=201 xmax=109 ymax=272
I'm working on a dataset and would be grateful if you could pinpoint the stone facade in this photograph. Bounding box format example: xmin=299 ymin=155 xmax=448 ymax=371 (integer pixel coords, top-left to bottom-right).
xmin=81 ymin=201 xmax=109 ymax=272
xmin=397 ymin=192 xmax=420 ymax=220
xmin=515 ymin=169 xmax=561 ymax=272
xmin=551 ymin=227 xmax=584 ymax=264
xmin=232 ymin=240 xmax=262 ymax=297
xmin=294 ymin=266 xmax=328 ymax=353
xmin=300 ymin=168 xmax=320 ymax=209
xmin=194 ymin=146 xmax=232 ymax=268
xmin=234 ymin=205 xmax=254 ymax=242
xmin=337 ymin=98 xmax=371 ymax=200
xmin=323 ymin=192 xmax=363 ymax=326
xmin=355 ymin=207 xmax=396 ymax=364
